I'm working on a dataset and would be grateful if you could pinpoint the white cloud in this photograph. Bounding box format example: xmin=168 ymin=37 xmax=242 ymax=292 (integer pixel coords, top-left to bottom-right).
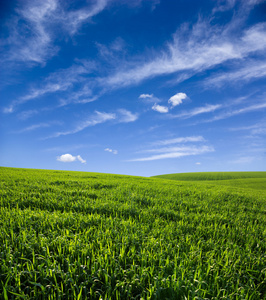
xmin=105 ymin=148 xmax=118 ymax=155
xmin=103 ymin=19 xmax=266 ymax=89
xmin=168 ymin=93 xmax=187 ymax=107
xmin=152 ymin=104 xmax=169 ymax=113
xmin=154 ymin=136 xmax=205 ymax=146
xmin=204 ymin=61 xmax=266 ymax=88
xmin=4 ymin=62 xmax=96 ymax=113
xmin=207 ymin=102 xmax=266 ymax=122
xmin=4 ymin=0 xmax=58 ymax=64
xmin=50 ymin=111 xmax=116 ymax=138
xmin=171 ymin=104 xmax=222 ymax=119
xmin=57 ymin=153 xmax=86 ymax=164
xmin=46 ymin=108 xmax=138 ymax=139
xmin=64 ymin=0 xmax=108 ymax=35
xmin=196 ymin=162 xmax=201 ymax=165
xmin=3 ymin=0 xmax=109 ymax=65
xmin=77 ymin=155 xmax=87 ymax=164
xmin=129 ymin=145 xmax=214 ymax=161
xmin=139 ymin=94 xmax=153 ymax=99
xmin=140 ymin=145 xmax=209 ymax=153
xmin=130 ymin=135 xmax=213 ymax=161
xmin=57 ymin=154 xmax=76 ymax=163
xmin=117 ymin=109 xmax=138 ymax=123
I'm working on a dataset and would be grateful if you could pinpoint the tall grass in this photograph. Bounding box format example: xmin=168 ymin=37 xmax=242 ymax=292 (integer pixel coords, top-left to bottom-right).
xmin=0 ymin=167 xmax=265 ymax=299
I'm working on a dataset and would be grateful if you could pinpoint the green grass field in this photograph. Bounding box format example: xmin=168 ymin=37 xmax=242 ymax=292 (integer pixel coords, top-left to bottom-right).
xmin=153 ymin=172 xmax=266 ymax=193
xmin=153 ymin=171 xmax=266 ymax=181
xmin=0 ymin=167 xmax=265 ymax=299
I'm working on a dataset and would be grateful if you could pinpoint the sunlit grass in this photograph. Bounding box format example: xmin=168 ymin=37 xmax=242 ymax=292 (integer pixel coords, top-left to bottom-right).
xmin=0 ymin=167 xmax=265 ymax=299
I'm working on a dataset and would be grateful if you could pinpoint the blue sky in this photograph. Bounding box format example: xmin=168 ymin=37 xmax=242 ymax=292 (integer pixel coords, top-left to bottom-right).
xmin=1 ymin=0 xmax=266 ymax=176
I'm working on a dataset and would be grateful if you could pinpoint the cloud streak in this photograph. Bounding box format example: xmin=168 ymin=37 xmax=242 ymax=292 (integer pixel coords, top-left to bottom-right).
xmin=129 ymin=145 xmax=214 ymax=161
xmin=12 ymin=121 xmax=61 ymax=133
xmin=204 ymin=61 xmax=266 ymax=88
xmin=153 ymin=136 xmax=206 ymax=146
xmin=47 ymin=109 xmax=138 ymax=138
xmin=4 ymin=61 xmax=96 ymax=113
xmin=170 ymin=104 xmax=222 ymax=119
xmin=50 ymin=111 xmax=116 ymax=138
xmin=130 ymin=135 xmax=213 ymax=161
xmin=206 ymin=101 xmax=266 ymax=122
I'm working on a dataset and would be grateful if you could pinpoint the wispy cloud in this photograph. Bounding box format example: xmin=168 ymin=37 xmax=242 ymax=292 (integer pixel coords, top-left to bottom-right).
xmin=102 ymin=19 xmax=266 ymax=88
xmin=207 ymin=101 xmax=266 ymax=122
xmin=129 ymin=135 xmax=213 ymax=161
xmin=46 ymin=109 xmax=138 ymax=138
xmin=50 ymin=111 xmax=116 ymax=138
xmin=12 ymin=121 xmax=61 ymax=133
xmin=117 ymin=109 xmax=139 ymax=123
xmin=105 ymin=148 xmax=118 ymax=155
xmin=17 ymin=110 xmax=39 ymax=120
xmin=153 ymin=136 xmax=206 ymax=146
xmin=4 ymin=61 xmax=96 ymax=113
xmin=204 ymin=61 xmax=266 ymax=88
xmin=3 ymin=0 xmax=58 ymax=64
xmin=170 ymin=104 xmax=222 ymax=119
xmin=229 ymin=120 xmax=266 ymax=135
xmin=57 ymin=153 xmax=86 ymax=164
xmin=129 ymin=145 xmax=214 ymax=161
xmin=64 ymin=0 xmax=108 ymax=35
xmin=2 ymin=0 xmax=109 ymax=65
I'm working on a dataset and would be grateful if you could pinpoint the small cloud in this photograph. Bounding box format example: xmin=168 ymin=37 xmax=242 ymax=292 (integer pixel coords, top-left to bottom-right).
xmin=118 ymin=109 xmax=138 ymax=123
xmin=168 ymin=92 xmax=188 ymax=107
xmin=105 ymin=148 xmax=118 ymax=155
xmin=139 ymin=94 xmax=153 ymax=99
xmin=152 ymin=104 xmax=169 ymax=113
xmin=57 ymin=154 xmax=76 ymax=163
xmin=196 ymin=162 xmax=201 ymax=165
xmin=57 ymin=153 xmax=86 ymax=164
xmin=77 ymin=155 xmax=86 ymax=164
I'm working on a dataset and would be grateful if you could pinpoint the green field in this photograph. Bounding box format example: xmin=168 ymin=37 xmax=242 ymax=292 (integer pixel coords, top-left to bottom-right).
xmin=0 ymin=167 xmax=265 ymax=299
xmin=153 ymin=171 xmax=266 ymax=181
xmin=153 ymin=172 xmax=266 ymax=193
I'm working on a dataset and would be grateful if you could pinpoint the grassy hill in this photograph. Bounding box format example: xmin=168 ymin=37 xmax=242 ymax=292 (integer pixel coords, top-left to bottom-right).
xmin=153 ymin=171 xmax=266 ymax=193
xmin=0 ymin=167 xmax=265 ymax=299
xmin=153 ymin=171 xmax=266 ymax=181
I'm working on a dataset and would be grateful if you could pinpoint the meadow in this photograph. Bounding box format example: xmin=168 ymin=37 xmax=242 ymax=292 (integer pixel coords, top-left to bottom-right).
xmin=0 ymin=167 xmax=265 ymax=299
